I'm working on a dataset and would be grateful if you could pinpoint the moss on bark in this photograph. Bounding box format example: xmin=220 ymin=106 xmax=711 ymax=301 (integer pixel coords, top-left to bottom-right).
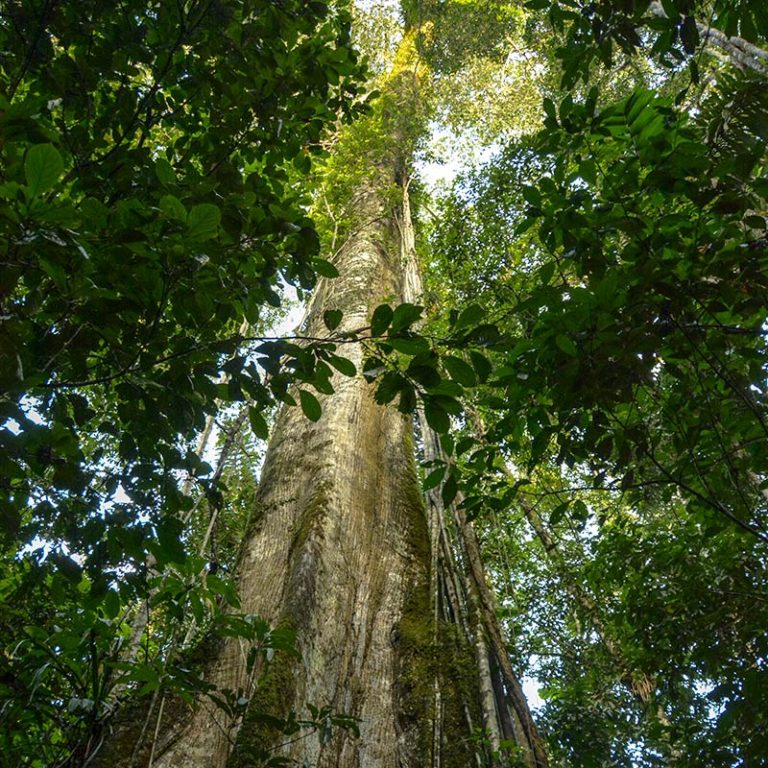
xmin=395 ymin=594 xmax=485 ymax=767
xmin=228 ymin=485 xmax=330 ymax=767
xmin=227 ymin=647 xmax=299 ymax=768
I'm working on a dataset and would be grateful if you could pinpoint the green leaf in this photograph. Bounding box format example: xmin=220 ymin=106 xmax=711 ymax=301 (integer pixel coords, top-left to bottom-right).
xmin=25 ymin=144 xmax=64 ymax=197
xmin=388 ymin=335 xmax=430 ymax=356
xmin=313 ymin=258 xmax=339 ymax=278
xmin=549 ymin=501 xmax=570 ymax=527
xmin=521 ymin=185 xmax=541 ymax=206
xmin=441 ymin=472 xmax=458 ymax=506
xmin=660 ymin=0 xmax=678 ymax=19
xmin=555 ymin=334 xmax=578 ymax=357
xmin=397 ymin=386 xmax=417 ymax=414
xmin=249 ymin=407 xmax=270 ymax=439
xmin=469 ymin=351 xmax=492 ymax=383
xmin=299 ymin=390 xmax=322 ymax=421
xmin=323 ymin=309 xmax=343 ymax=331
xmin=455 ymin=436 xmax=475 ymax=455
xmin=444 ymin=356 xmax=476 ymax=387
xmin=39 ymin=256 xmax=68 ymax=287
xmin=375 ymin=371 xmax=405 ymax=404
xmin=431 ymin=394 xmax=462 ymax=415
xmin=155 ymin=158 xmax=176 ymax=186
xmin=293 ymin=153 xmax=312 ymax=173
xmin=371 ymin=304 xmax=394 ymax=336
xmin=680 ymin=15 xmax=699 ymax=55
xmin=543 ymin=98 xmax=558 ymax=125
xmin=467 ymin=324 xmax=501 ymax=347
xmin=424 ymin=399 xmax=450 ymax=433
xmin=155 ymin=517 xmax=186 ymax=564
xmin=187 ymin=203 xmax=221 ymax=241
xmin=390 ymin=303 xmax=422 ymax=332
xmin=423 ymin=465 xmax=446 ymax=491
xmin=327 ymin=354 xmax=356 ymax=377
xmin=160 ymin=194 xmax=187 ymax=221
xmin=80 ymin=197 xmax=110 ymax=228
xmin=103 ymin=589 xmax=121 ymax=619
xmin=427 ymin=380 xmax=463 ymax=397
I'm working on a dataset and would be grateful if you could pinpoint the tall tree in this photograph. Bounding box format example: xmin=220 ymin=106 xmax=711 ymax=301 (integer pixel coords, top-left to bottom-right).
xmin=88 ymin=8 xmax=547 ymax=768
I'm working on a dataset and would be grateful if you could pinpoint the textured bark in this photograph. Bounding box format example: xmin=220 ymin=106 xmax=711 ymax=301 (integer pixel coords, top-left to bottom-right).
xmin=151 ymin=182 xmax=431 ymax=767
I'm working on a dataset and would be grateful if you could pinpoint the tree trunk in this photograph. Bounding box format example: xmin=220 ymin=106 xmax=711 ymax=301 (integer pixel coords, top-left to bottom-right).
xmin=648 ymin=1 xmax=768 ymax=76
xmin=166 ymin=184 xmax=429 ymax=768
xmin=92 ymin=160 xmax=486 ymax=768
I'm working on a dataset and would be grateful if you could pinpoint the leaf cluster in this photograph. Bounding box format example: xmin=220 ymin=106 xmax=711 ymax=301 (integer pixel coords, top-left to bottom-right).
xmin=423 ymin=13 xmax=768 ymax=761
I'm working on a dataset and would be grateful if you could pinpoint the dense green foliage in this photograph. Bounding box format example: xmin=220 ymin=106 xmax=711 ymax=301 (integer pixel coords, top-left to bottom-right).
xmin=0 ymin=1 xmax=367 ymax=763
xmin=421 ymin=2 xmax=768 ymax=764
xmin=2 ymin=0 xmax=768 ymax=766
xmin=0 ymin=0 xmax=365 ymax=568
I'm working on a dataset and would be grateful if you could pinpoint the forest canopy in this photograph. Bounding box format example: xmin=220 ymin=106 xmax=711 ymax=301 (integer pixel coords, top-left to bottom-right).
xmin=1 ymin=0 xmax=767 ymax=766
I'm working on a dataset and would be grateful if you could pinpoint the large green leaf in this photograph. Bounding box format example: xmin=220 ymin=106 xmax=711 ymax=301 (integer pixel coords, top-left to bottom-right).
xmin=24 ymin=144 xmax=63 ymax=197
xmin=187 ymin=203 xmax=221 ymax=241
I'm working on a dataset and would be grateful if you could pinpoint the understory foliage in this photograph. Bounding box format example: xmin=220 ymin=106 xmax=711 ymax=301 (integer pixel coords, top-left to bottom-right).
xmin=1 ymin=0 xmax=767 ymax=766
